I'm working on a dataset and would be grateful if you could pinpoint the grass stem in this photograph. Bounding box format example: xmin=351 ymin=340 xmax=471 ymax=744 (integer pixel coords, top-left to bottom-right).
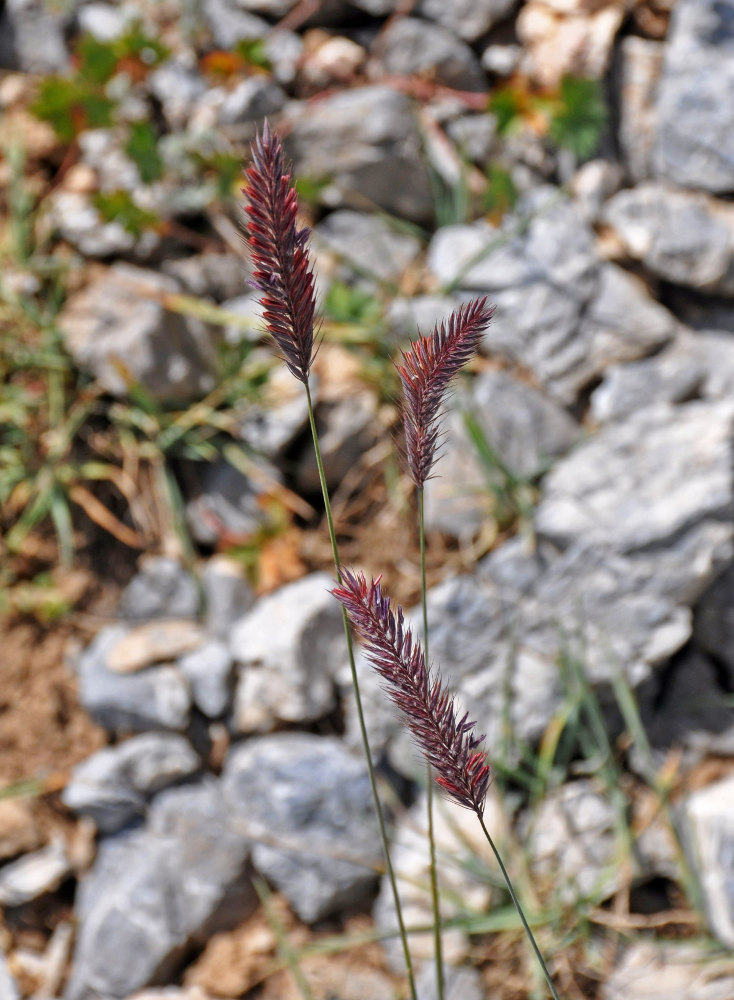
xmin=419 ymin=488 xmax=445 ymax=1000
xmin=477 ymin=814 xmax=561 ymax=1000
xmin=305 ymin=380 xmax=417 ymax=1000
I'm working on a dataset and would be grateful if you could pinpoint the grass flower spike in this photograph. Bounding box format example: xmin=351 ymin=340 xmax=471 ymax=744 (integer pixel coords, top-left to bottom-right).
xmin=396 ymin=298 xmax=495 ymax=488
xmin=243 ymin=120 xmax=316 ymax=384
xmin=332 ymin=568 xmax=492 ymax=816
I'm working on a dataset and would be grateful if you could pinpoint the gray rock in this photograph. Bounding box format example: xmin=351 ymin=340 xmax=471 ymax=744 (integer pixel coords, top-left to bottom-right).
xmin=481 ymin=43 xmax=522 ymax=77
xmin=377 ymin=17 xmax=486 ymax=92
xmin=77 ymin=626 xmax=191 ymax=733
xmin=221 ymin=733 xmax=380 ymax=923
xmin=178 ymin=640 xmax=233 ymax=719
xmin=285 ymin=86 xmax=434 ymax=223
xmin=0 ymin=949 xmax=19 ymax=1000
xmin=0 ymin=0 xmax=68 ymax=73
xmin=218 ymin=76 xmax=286 ymax=126
xmin=162 ymin=253 xmax=246 ymax=302
xmin=202 ymin=0 xmax=270 ymax=47
xmin=263 ymin=30 xmax=303 ymax=86
xmin=683 ymin=773 xmax=734 ymax=949
xmin=118 ymin=557 xmax=200 ymax=622
xmin=185 ymin=457 xmax=281 ymax=547
xmin=47 ymin=191 xmax=159 ymax=260
xmin=64 ymin=781 xmax=255 ymax=1000
xmin=603 ymin=183 xmax=734 ymax=294
xmin=654 ymin=0 xmax=734 ymax=193
xmin=418 ymin=0 xmax=518 ymax=42
xmin=312 ymin=210 xmax=422 ymax=289
xmin=636 ymin=648 xmax=734 ymax=769
xmin=536 ymin=401 xmax=734 ymax=602
xmin=618 ymin=37 xmax=664 ymax=183
xmin=76 ymin=3 xmax=131 ymax=41
xmin=523 ymin=780 xmax=620 ymax=905
xmin=347 ymin=540 xmax=690 ymax=768
xmin=148 ymin=59 xmax=207 ymax=132
xmin=296 ymin=393 xmax=377 ymax=493
xmin=571 ymin=159 xmax=623 ymax=225
xmin=603 ymin=942 xmax=734 ymax=1000
xmin=590 ymin=337 xmax=704 ymax=424
xmin=230 ymin=573 xmax=343 ymax=732
xmin=217 ymin=293 xmax=264 ymax=345
xmin=0 ymin=840 xmax=70 ymax=906
xmin=424 ymin=369 xmax=579 ymax=537
xmin=58 ymin=265 xmax=218 ymax=403
xmin=429 ymin=190 xmax=675 ymax=402
xmin=385 ymin=295 xmax=458 ymax=344
xmin=446 ymin=114 xmax=498 ymax=164
xmin=202 ymin=556 xmax=255 ymax=639
xmin=62 ymin=734 xmax=201 ymax=833
xmin=694 ymin=564 xmax=734 ymax=685
xmin=237 ymin=365 xmax=313 ymax=457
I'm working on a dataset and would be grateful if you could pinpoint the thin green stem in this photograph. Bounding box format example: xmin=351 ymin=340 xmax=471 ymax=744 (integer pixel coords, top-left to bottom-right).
xmin=305 ymin=381 xmax=417 ymax=1000
xmin=419 ymin=488 xmax=444 ymax=1000
xmin=477 ymin=814 xmax=561 ymax=1000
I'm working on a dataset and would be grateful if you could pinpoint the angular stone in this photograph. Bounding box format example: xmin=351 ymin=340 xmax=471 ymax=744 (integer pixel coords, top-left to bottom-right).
xmin=162 ymin=253 xmax=246 ymax=302
xmin=62 ymin=734 xmax=201 ymax=834
xmin=107 ymin=621 xmax=205 ymax=674
xmin=202 ymin=556 xmax=255 ymax=640
xmin=184 ymin=457 xmax=282 ymax=548
xmin=683 ymin=773 xmax=734 ymax=948
xmin=237 ymin=365 xmax=313 ymax=458
xmin=424 ymin=369 xmax=579 ymax=537
xmin=118 ymin=557 xmax=200 ymax=622
xmin=653 ymin=0 xmax=734 ymax=193
xmin=201 ymin=0 xmax=269 ymax=48
xmin=377 ymin=17 xmax=486 ymax=92
xmin=603 ymin=183 xmax=734 ymax=294
xmin=618 ymin=37 xmax=664 ymax=183
xmin=147 ymin=59 xmax=207 ymax=131
xmin=221 ymin=734 xmax=380 ymax=923
xmin=58 ymin=265 xmax=218 ymax=402
xmin=517 ymin=0 xmax=624 ymax=86
xmin=429 ymin=190 xmax=674 ymax=402
xmin=296 ymin=392 xmax=377 ymax=493
xmin=230 ymin=573 xmax=343 ymax=732
xmin=0 ymin=0 xmax=68 ymax=74
xmin=446 ymin=113 xmax=498 ymax=164
xmin=0 ymin=949 xmax=19 ymax=1000
xmin=285 ymin=86 xmax=434 ymax=223
xmin=694 ymin=564 xmax=734 ymax=685
xmin=417 ymin=0 xmax=517 ymax=42
xmin=590 ymin=336 xmax=704 ymax=424
xmin=536 ymin=401 xmax=734 ymax=601
xmin=312 ymin=210 xmax=421 ymax=289
xmin=415 ymin=963 xmax=484 ymax=1000
xmin=385 ymin=295 xmax=458 ymax=344
xmin=523 ymin=780 xmax=619 ymax=905
xmin=64 ymin=781 xmax=255 ymax=1000
xmin=218 ymin=76 xmax=286 ymax=126
xmin=635 ymin=648 xmax=734 ymax=770
xmin=570 ymin=158 xmax=623 ymax=225
xmin=77 ymin=626 xmax=191 ymax=734
xmin=47 ymin=191 xmax=159 ymax=260
xmin=0 ymin=840 xmax=70 ymax=907
xmin=177 ymin=640 xmax=234 ymax=719
xmin=603 ymin=942 xmax=734 ymax=1000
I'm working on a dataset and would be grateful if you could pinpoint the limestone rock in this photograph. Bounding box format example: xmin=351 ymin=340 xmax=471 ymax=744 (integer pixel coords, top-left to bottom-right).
xmin=221 ymin=734 xmax=380 ymax=922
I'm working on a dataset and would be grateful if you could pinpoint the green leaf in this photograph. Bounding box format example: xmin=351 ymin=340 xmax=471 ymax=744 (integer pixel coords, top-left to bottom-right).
xmin=92 ymin=190 xmax=160 ymax=237
xmin=30 ymin=77 xmax=115 ymax=141
xmin=76 ymin=34 xmax=119 ymax=83
xmin=323 ymin=281 xmax=380 ymax=324
xmin=483 ymin=163 xmax=518 ymax=220
xmin=548 ymin=76 xmax=608 ymax=161
xmin=235 ymin=38 xmax=272 ymax=71
xmin=489 ymin=87 xmax=522 ymax=135
xmin=125 ymin=120 xmax=164 ymax=183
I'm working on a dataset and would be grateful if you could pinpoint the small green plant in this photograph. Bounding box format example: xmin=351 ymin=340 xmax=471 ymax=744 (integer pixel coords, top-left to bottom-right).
xmin=92 ymin=190 xmax=161 ymax=236
xmin=490 ymin=74 xmax=608 ymax=161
